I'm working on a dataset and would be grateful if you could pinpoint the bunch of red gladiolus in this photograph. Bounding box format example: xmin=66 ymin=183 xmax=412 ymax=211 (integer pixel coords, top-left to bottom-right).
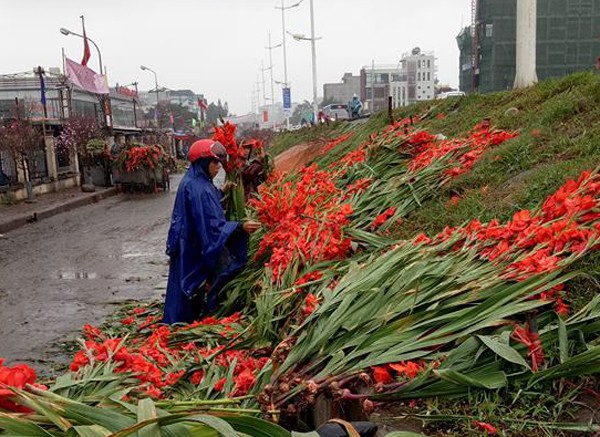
xmin=404 ymin=123 xmax=519 ymax=177
xmin=0 ymin=358 xmax=46 ymax=413
xmin=68 ymin=309 xmax=269 ymax=399
xmin=414 ymin=169 xmax=600 ymax=316
xmin=250 ymin=163 xmax=353 ymax=282
xmin=212 ymin=121 xmax=243 ymax=174
xmin=119 ymin=145 xmax=165 ymax=172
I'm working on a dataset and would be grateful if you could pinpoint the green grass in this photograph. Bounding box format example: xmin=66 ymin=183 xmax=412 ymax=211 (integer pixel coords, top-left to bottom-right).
xmin=269 ymin=73 xmax=600 ymax=433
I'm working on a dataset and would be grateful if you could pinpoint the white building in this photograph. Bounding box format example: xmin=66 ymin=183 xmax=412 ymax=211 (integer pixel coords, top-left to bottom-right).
xmin=361 ymin=48 xmax=436 ymax=112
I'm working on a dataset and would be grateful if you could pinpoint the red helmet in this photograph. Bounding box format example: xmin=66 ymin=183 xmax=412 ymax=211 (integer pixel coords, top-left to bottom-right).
xmin=188 ymin=139 xmax=227 ymax=164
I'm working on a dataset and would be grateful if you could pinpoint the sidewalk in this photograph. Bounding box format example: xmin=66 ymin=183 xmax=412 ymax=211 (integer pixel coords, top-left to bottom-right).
xmin=0 ymin=185 xmax=120 ymax=234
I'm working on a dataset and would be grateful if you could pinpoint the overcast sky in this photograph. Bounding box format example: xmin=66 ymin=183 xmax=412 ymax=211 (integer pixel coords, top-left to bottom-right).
xmin=2 ymin=0 xmax=472 ymax=115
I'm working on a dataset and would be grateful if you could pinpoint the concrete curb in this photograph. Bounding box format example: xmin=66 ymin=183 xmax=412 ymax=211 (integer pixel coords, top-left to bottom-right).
xmin=0 ymin=187 xmax=120 ymax=234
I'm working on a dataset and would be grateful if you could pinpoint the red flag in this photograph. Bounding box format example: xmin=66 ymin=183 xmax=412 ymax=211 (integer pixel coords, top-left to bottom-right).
xmin=81 ymin=19 xmax=91 ymax=66
xmin=169 ymin=112 xmax=175 ymax=125
xmin=197 ymin=98 xmax=207 ymax=110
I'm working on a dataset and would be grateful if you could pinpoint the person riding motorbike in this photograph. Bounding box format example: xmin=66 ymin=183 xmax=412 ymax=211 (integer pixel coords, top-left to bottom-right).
xmin=348 ymin=94 xmax=363 ymax=119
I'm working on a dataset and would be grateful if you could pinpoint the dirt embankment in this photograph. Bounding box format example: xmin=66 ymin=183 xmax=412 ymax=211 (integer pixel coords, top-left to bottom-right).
xmin=274 ymin=141 xmax=324 ymax=173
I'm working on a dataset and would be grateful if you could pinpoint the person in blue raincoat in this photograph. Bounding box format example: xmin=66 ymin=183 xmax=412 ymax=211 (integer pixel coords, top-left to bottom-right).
xmin=348 ymin=94 xmax=363 ymax=119
xmin=163 ymin=139 xmax=260 ymax=324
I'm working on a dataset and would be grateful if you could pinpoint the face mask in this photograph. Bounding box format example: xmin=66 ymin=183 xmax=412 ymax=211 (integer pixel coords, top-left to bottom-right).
xmin=212 ymin=166 xmax=227 ymax=189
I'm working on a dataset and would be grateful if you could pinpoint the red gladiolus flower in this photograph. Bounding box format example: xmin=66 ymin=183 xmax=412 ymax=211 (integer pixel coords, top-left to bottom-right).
xmin=83 ymin=324 xmax=103 ymax=340
xmin=191 ymin=370 xmax=204 ymax=385
xmin=121 ymin=317 xmax=135 ymax=326
xmin=302 ymin=293 xmax=320 ymax=316
xmin=389 ymin=360 xmax=425 ymax=379
xmin=370 ymin=207 xmax=397 ymax=231
xmin=214 ymin=377 xmax=227 ymax=392
xmin=142 ymin=385 xmax=162 ymax=399
xmin=371 ymin=366 xmax=393 ymax=384
xmin=473 ymin=421 xmax=497 ymax=435
xmin=232 ymin=368 xmax=257 ymax=396
xmin=0 ymin=358 xmax=38 ymax=412
xmin=511 ymin=324 xmax=544 ymax=372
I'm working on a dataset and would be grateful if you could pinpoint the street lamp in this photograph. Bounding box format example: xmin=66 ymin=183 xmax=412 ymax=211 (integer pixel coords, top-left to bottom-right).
xmin=59 ymin=27 xmax=103 ymax=74
xmin=140 ymin=65 xmax=160 ymax=129
xmin=288 ymin=0 xmax=320 ymax=126
xmin=275 ymin=0 xmax=303 ymax=129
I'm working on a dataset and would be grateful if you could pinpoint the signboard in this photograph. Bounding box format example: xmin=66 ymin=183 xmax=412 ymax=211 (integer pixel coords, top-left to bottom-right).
xmin=282 ymin=87 xmax=291 ymax=114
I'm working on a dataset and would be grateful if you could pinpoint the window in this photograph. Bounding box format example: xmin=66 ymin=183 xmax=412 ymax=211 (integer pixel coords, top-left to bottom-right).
xmin=427 ymin=72 xmax=431 ymax=81
xmin=486 ymin=24 xmax=493 ymax=37
xmin=427 ymin=59 xmax=431 ymax=69
xmin=418 ymin=72 xmax=421 ymax=81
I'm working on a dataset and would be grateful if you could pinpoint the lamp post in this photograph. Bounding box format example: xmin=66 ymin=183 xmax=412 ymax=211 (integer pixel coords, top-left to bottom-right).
xmin=59 ymin=27 xmax=103 ymax=74
xmin=288 ymin=27 xmax=321 ymax=126
xmin=275 ymin=0 xmax=303 ymax=129
xmin=140 ymin=65 xmax=160 ymax=129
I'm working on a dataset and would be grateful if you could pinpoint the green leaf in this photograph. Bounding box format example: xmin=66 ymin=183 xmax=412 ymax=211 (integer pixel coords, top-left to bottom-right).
xmin=435 ymin=369 xmax=507 ymax=389
xmin=221 ymin=415 xmax=291 ymax=437
xmin=386 ymin=433 xmax=427 ymax=437
xmin=186 ymin=415 xmax=239 ymax=437
xmin=137 ymin=398 xmax=161 ymax=437
xmin=72 ymin=425 xmax=113 ymax=437
xmin=0 ymin=413 xmax=55 ymax=436
xmin=477 ymin=334 xmax=531 ymax=369
xmin=558 ymin=316 xmax=569 ymax=364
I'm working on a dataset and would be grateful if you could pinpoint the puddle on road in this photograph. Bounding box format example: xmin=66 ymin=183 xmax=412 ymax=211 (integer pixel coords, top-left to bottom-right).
xmin=122 ymin=252 xmax=154 ymax=259
xmin=55 ymin=271 xmax=98 ymax=279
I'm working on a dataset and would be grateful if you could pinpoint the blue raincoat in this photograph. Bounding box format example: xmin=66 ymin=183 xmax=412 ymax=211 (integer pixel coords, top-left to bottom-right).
xmin=163 ymin=161 xmax=248 ymax=324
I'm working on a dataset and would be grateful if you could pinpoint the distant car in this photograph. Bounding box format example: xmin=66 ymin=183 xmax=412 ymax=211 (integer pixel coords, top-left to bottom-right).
xmin=436 ymin=91 xmax=466 ymax=100
xmin=323 ymin=103 xmax=350 ymax=120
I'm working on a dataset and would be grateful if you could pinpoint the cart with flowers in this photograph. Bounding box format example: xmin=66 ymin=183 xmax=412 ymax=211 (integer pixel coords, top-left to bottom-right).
xmin=115 ymin=144 xmax=169 ymax=193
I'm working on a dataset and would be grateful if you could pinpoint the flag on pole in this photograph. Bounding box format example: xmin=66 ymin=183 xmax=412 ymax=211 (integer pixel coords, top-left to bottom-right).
xmin=39 ymin=71 xmax=46 ymax=107
xmin=81 ymin=17 xmax=91 ymax=67
xmin=197 ymin=98 xmax=207 ymax=110
xmin=169 ymin=112 xmax=175 ymax=126
xmin=65 ymin=58 xmax=109 ymax=94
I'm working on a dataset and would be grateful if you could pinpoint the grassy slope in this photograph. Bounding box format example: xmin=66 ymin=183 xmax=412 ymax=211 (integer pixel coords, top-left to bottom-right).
xmin=272 ymin=71 xmax=600 ymax=311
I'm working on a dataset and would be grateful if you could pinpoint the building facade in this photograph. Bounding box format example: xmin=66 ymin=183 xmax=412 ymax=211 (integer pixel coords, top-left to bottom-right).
xmin=323 ymin=73 xmax=361 ymax=105
xmin=458 ymin=0 xmax=600 ymax=94
xmin=360 ymin=48 xmax=436 ymax=113
xmin=0 ymin=69 xmax=141 ymax=199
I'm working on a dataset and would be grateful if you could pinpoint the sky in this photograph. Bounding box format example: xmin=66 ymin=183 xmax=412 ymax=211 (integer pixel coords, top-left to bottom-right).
xmin=2 ymin=0 xmax=472 ymax=115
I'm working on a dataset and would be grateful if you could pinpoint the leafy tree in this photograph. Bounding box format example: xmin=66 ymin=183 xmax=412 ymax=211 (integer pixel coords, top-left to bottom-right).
xmin=290 ymin=100 xmax=313 ymax=125
xmin=206 ymin=99 xmax=229 ymax=125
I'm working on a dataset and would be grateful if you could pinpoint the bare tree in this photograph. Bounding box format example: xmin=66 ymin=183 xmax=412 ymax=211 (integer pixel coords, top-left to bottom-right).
xmin=0 ymin=118 xmax=43 ymax=193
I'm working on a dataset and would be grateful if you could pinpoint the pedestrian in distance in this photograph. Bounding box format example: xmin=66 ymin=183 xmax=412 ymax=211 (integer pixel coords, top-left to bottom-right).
xmin=240 ymin=139 xmax=270 ymax=201
xmin=162 ymin=139 xmax=260 ymax=325
xmin=348 ymin=94 xmax=363 ymax=119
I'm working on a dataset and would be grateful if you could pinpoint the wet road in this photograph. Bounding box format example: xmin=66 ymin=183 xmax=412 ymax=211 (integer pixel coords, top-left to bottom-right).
xmin=0 ymin=176 xmax=180 ymax=375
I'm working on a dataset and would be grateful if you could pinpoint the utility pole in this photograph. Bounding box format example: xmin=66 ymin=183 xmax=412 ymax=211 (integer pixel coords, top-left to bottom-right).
xmin=275 ymin=0 xmax=302 ymax=129
xmin=261 ymin=60 xmax=268 ymax=107
xmin=371 ymin=59 xmax=375 ymax=114
xmin=266 ymin=32 xmax=279 ymax=104
xmin=309 ymin=0 xmax=318 ymax=125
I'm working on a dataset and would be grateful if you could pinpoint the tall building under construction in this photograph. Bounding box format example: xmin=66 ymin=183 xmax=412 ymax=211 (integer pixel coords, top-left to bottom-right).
xmin=457 ymin=0 xmax=600 ymax=94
